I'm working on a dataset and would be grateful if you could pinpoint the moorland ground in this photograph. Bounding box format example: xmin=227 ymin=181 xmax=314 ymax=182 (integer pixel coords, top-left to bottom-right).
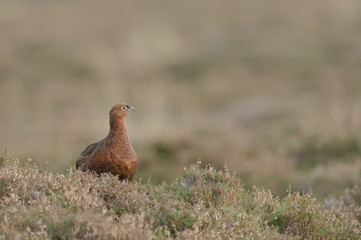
xmin=0 ymin=157 xmax=360 ymax=239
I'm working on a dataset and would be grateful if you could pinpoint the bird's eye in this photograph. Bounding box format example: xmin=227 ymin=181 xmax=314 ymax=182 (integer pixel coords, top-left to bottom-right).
xmin=121 ymin=106 xmax=128 ymax=110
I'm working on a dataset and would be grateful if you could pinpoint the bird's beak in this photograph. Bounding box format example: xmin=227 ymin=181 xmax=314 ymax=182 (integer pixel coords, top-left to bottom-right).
xmin=129 ymin=106 xmax=135 ymax=111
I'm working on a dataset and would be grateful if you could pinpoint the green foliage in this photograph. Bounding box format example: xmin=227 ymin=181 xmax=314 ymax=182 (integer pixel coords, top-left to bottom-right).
xmin=0 ymin=156 xmax=360 ymax=239
xmin=267 ymin=190 xmax=358 ymax=239
xmin=151 ymin=141 xmax=176 ymax=161
xmin=48 ymin=217 xmax=74 ymax=240
xmin=293 ymin=137 xmax=361 ymax=169
xmin=167 ymin=164 xmax=233 ymax=208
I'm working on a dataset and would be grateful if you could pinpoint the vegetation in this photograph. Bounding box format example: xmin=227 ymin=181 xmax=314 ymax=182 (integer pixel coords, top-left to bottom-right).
xmin=1 ymin=2 xmax=361 ymax=238
xmin=1 ymin=155 xmax=360 ymax=239
xmin=293 ymin=136 xmax=361 ymax=169
xmin=325 ymin=185 xmax=361 ymax=223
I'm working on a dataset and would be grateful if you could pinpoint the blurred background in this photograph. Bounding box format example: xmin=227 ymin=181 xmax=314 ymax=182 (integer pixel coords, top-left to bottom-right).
xmin=1 ymin=0 xmax=361 ymax=199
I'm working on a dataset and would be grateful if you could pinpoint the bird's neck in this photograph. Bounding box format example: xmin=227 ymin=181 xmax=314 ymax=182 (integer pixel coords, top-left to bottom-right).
xmin=109 ymin=118 xmax=127 ymax=136
xmin=107 ymin=117 xmax=135 ymax=157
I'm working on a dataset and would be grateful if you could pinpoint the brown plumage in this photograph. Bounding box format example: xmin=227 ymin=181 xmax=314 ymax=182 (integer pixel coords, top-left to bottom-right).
xmin=76 ymin=104 xmax=138 ymax=181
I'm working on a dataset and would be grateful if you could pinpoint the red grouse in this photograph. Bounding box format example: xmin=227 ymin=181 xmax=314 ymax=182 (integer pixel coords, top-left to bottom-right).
xmin=76 ymin=104 xmax=138 ymax=180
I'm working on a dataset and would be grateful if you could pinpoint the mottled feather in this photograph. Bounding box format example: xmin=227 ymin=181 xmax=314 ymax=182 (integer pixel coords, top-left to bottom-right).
xmin=75 ymin=104 xmax=138 ymax=181
xmin=75 ymin=142 xmax=99 ymax=170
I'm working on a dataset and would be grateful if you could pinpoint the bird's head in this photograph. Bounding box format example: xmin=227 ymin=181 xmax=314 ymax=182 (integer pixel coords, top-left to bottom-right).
xmin=109 ymin=104 xmax=134 ymax=120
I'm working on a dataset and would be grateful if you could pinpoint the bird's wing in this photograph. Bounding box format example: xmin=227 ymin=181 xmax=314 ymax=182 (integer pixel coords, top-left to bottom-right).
xmin=75 ymin=142 xmax=99 ymax=169
xmin=80 ymin=142 xmax=99 ymax=157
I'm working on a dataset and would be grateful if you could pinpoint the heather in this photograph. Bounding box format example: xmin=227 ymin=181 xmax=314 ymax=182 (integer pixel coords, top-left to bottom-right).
xmin=1 ymin=156 xmax=359 ymax=239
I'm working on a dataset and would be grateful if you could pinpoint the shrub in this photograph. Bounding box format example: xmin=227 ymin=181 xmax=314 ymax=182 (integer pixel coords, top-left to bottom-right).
xmin=325 ymin=185 xmax=361 ymax=223
xmin=0 ymin=155 xmax=360 ymax=239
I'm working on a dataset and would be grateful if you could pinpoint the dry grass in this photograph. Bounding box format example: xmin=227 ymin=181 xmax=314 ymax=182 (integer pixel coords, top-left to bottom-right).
xmin=0 ymin=156 xmax=360 ymax=239
xmin=1 ymin=0 xmax=361 ymax=199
